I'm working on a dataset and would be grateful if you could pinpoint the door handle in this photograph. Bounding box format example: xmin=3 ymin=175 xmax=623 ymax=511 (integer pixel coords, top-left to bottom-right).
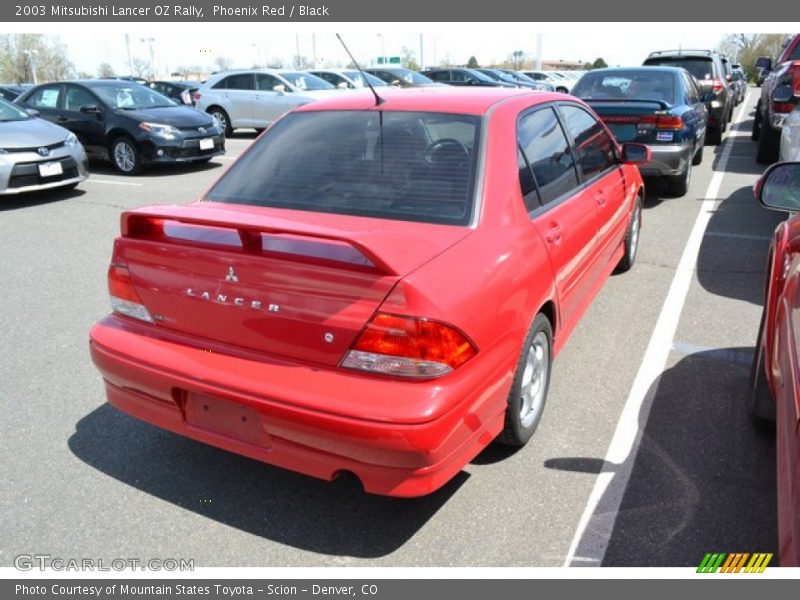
xmin=596 ymin=189 xmax=607 ymax=206
xmin=545 ymin=224 xmax=563 ymax=245
xmin=56 ymin=116 xmax=68 ymax=122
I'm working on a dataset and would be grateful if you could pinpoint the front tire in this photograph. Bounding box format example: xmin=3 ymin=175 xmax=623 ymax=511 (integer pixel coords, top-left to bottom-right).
xmin=497 ymin=314 xmax=553 ymax=447
xmin=110 ymin=137 xmax=143 ymax=175
xmin=208 ymin=107 xmax=233 ymax=137
xmin=752 ymin=101 xmax=762 ymax=141
xmin=756 ymin=119 xmax=780 ymax=164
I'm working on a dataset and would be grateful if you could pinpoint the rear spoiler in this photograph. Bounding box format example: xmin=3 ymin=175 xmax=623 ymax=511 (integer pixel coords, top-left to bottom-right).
xmin=120 ymin=204 xmax=399 ymax=276
xmin=586 ymin=98 xmax=671 ymax=110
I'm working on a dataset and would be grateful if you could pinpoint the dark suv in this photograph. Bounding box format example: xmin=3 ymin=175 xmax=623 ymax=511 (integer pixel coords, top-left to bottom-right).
xmin=643 ymin=49 xmax=733 ymax=144
xmin=752 ymin=34 xmax=800 ymax=164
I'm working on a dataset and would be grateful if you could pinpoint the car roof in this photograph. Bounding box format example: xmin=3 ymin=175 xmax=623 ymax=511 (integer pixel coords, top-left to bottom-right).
xmin=292 ymin=86 xmax=559 ymax=115
xmin=645 ymin=50 xmax=718 ymax=60
xmin=586 ymin=66 xmax=683 ymax=75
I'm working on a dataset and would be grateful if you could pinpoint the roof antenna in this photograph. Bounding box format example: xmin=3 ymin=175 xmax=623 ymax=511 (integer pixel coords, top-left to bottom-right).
xmin=336 ymin=33 xmax=385 ymax=106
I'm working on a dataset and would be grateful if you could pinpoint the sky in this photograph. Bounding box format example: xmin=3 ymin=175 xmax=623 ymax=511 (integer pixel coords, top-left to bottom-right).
xmin=5 ymin=22 xmax=797 ymax=77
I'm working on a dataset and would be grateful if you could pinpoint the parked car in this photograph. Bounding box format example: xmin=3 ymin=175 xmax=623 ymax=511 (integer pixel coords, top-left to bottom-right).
xmin=0 ymin=83 xmax=33 ymax=102
xmin=364 ymin=67 xmax=440 ymax=88
xmin=730 ymin=68 xmax=747 ymax=105
xmin=756 ymin=56 xmax=773 ymax=86
xmin=498 ymin=69 xmax=555 ymax=91
xmin=476 ymin=68 xmax=540 ymax=89
xmin=523 ymin=70 xmax=569 ymax=92
xmin=748 ymin=161 xmax=800 ymax=566
xmin=308 ymin=68 xmax=388 ymax=90
xmin=89 ymin=88 xmax=648 ymax=497
xmin=0 ymin=96 xmax=89 ymax=195
xmin=146 ymin=80 xmax=200 ymax=106
xmin=422 ymin=68 xmax=516 ymax=87
xmin=16 ymin=80 xmax=225 ymax=175
xmin=643 ymin=49 xmax=733 ymax=145
xmin=571 ymin=67 xmax=708 ymax=196
xmin=780 ymin=104 xmax=800 ymax=161
xmin=194 ymin=69 xmax=341 ymax=136
xmin=752 ymin=34 xmax=800 ymax=164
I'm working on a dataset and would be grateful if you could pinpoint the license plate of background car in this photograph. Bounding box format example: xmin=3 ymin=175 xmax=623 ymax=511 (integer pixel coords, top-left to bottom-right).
xmin=607 ymin=123 xmax=637 ymax=142
xmin=38 ymin=161 xmax=63 ymax=177
xmin=184 ymin=393 xmax=272 ymax=447
xmin=199 ymin=138 xmax=214 ymax=150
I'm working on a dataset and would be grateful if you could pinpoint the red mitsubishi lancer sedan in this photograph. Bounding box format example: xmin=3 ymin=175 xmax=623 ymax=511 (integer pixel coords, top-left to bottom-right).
xmin=89 ymin=87 xmax=648 ymax=497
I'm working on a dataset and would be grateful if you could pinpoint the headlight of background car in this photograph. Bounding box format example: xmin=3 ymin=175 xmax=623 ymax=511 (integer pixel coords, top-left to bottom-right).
xmin=139 ymin=122 xmax=180 ymax=139
xmin=64 ymin=132 xmax=80 ymax=147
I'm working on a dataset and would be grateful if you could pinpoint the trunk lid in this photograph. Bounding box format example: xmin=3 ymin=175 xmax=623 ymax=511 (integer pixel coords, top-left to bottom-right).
xmin=586 ymin=99 xmax=676 ymax=144
xmin=114 ymin=202 xmax=471 ymax=366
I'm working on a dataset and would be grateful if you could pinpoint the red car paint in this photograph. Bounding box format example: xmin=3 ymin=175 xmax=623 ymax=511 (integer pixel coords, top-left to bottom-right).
xmin=752 ymin=168 xmax=800 ymax=564
xmin=89 ymin=88 xmax=646 ymax=497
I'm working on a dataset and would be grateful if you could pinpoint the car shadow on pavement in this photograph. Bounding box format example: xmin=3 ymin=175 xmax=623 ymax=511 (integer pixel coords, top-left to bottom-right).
xmin=68 ymin=404 xmax=465 ymax=558
xmin=548 ymin=347 xmax=777 ymax=566
xmin=0 ymin=185 xmax=86 ymax=212
xmin=88 ymin=159 xmax=224 ymax=178
xmin=696 ymin=185 xmax=784 ymax=306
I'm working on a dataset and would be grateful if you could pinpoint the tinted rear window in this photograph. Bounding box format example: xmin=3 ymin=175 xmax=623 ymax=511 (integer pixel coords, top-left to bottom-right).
xmin=572 ymin=70 xmax=676 ymax=104
xmin=644 ymin=57 xmax=715 ymax=81
xmin=205 ymin=111 xmax=481 ymax=226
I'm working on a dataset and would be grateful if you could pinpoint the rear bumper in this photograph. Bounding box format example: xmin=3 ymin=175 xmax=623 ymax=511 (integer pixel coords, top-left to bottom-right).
xmin=88 ymin=316 xmax=513 ymax=497
xmin=637 ymin=143 xmax=693 ymax=177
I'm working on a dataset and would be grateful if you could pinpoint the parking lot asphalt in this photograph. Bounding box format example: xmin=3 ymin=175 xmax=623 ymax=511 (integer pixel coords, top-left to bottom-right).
xmin=0 ymin=89 xmax=783 ymax=568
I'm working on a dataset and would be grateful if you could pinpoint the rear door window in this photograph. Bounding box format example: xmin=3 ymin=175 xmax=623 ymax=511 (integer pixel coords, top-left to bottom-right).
xmin=26 ymin=85 xmax=61 ymax=109
xmin=206 ymin=110 xmax=482 ymax=226
xmin=214 ymin=74 xmax=254 ymax=90
xmin=558 ymin=104 xmax=617 ymax=181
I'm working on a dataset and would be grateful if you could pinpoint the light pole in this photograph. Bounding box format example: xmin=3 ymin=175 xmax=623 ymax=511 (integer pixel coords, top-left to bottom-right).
xmin=377 ymin=33 xmax=386 ymax=66
xmin=23 ymin=50 xmax=37 ymax=84
xmin=141 ymin=37 xmax=155 ymax=78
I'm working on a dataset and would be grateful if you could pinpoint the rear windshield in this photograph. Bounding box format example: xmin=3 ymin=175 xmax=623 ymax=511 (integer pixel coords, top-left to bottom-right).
xmin=644 ymin=57 xmax=714 ymax=81
xmin=205 ymin=110 xmax=481 ymax=226
xmin=572 ymin=70 xmax=676 ymax=104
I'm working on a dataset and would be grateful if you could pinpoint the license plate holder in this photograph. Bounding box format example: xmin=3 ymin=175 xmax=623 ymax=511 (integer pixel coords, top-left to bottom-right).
xmin=38 ymin=161 xmax=63 ymax=177
xmin=185 ymin=394 xmax=271 ymax=447
xmin=199 ymin=138 xmax=214 ymax=150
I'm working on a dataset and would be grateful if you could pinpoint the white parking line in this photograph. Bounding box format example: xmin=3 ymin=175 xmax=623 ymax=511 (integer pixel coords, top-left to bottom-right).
xmin=86 ymin=179 xmax=143 ymax=187
xmin=563 ymin=90 xmax=753 ymax=567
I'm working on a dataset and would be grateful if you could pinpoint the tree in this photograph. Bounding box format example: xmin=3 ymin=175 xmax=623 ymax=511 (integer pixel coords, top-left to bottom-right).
xmin=292 ymin=55 xmax=314 ymax=70
xmin=213 ymin=56 xmax=233 ymax=73
xmin=97 ymin=62 xmax=115 ymax=78
xmin=590 ymin=57 xmax=608 ymax=70
xmin=131 ymin=57 xmax=152 ymax=78
xmin=0 ymin=34 xmax=75 ymax=83
xmin=508 ymin=50 xmax=525 ymax=70
xmin=400 ymin=46 xmax=419 ymax=71
xmin=717 ymin=33 xmax=789 ymax=82
xmin=467 ymin=56 xmax=479 ymax=68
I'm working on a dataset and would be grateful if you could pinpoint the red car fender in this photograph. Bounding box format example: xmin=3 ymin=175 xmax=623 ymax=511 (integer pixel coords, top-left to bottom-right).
xmin=765 ymin=221 xmax=791 ymax=390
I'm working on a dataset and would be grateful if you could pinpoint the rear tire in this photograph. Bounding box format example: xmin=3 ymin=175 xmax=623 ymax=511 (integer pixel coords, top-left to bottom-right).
xmin=752 ymin=102 xmax=762 ymax=141
xmin=692 ymin=142 xmax=704 ymax=166
xmin=615 ymin=195 xmax=642 ymax=273
xmin=749 ymin=309 xmax=776 ymax=430
xmin=497 ymin=314 xmax=553 ymax=447
xmin=706 ymin=124 xmax=722 ymax=146
xmin=667 ymin=155 xmax=692 ymax=197
xmin=756 ymin=119 xmax=780 ymax=164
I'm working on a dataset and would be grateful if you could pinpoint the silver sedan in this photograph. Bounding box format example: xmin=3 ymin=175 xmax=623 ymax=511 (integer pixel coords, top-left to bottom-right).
xmin=780 ymin=104 xmax=800 ymax=162
xmin=0 ymin=97 xmax=89 ymax=195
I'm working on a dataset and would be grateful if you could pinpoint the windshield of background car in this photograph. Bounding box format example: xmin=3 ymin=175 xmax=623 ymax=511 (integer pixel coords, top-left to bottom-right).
xmin=396 ymin=70 xmax=434 ymax=85
xmin=342 ymin=71 xmax=388 ymax=87
xmin=90 ymin=84 xmax=177 ymax=109
xmin=278 ymin=72 xmax=335 ymax=91
xmin=205 ymin=110 xmax=482 ymax=226
xmin=572 ymin=70 xmax=676 ymax=104
xmin=644 ymin=57 xmax=714 ymax=81
xmin=0 ymin=97 xmax=31 ymax=121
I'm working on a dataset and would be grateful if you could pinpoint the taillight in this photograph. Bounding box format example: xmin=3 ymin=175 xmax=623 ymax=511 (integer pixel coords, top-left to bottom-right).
xmin=638 ymin=114 xmax=684 ymax=129
xmin=711 ymin=78 xmax=725 ymax=94
xmin=108 ymin=264 xmax=153 ymax=323
xmin=193 ymin=91 xmax=201 ymax=101
xmin=341 ymin=313 xmax=477 ymax=378
xmin=773 ymin=102 xmax=795 ymax=114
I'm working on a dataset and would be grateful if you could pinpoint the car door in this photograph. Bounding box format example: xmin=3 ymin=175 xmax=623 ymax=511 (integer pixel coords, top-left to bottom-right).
xmin=682 ymin=72 xmax=707 ymax=146
xmin=211 ymin=73 xmax=254 ymax=127
xmin=557 ymin=103 xmax=628 ymax=272
xmin=517 ymin=105 xmax=600 ymax=326
xmin=60 ymin=84 xmax=107 ymax=157
xmin=253 ymin=73 xmax=292 ymax=125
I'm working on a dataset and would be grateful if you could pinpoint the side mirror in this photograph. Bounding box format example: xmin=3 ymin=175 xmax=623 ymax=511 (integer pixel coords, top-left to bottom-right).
xmin=80 ymin=104 xmax=101 ymax=114
xmin=25 ymin=108 xmax=40 ymax=117
xmin=272 ymin=84 xmax=287 ymax=95
xmin=702 ymin=91 xmax=715 ymax=103
xmin=337 ymin=81 xmax=350 ymax=90
xmin=756 ymin=162 xmax=800 ymax=212
xmin=772 ymin=85 xmax=794 ymax=103
xmin=390 ymin=79 xmax=401 ymax=87
xmin=620 ymin=142 xmax=651 ymax=165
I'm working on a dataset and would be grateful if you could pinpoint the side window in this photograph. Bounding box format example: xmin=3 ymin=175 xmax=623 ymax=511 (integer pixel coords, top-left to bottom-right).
xmin=559 ymin=104 xmax=617 ymax=181
xmin=518 ymin=147 xmax=539 ymax=211
xmin=315 ymin=72 xmax=341 ymax=87
xmin=255 ymin=73 xmax=280 ymax=91
xmin=682 ymin=73 xmax=697 ymax=104
xmin=451 ymin=71 xmax=468 ymax=83
xmin=215 ymin=74 xmax=253 ymax=91
xmin=517 ymin=106 xmax=579 ymax=206
xmin=63 ymin=86 xmax=96 ymax=112
xmin=26 ymin=85 xmax=61 ymax=109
